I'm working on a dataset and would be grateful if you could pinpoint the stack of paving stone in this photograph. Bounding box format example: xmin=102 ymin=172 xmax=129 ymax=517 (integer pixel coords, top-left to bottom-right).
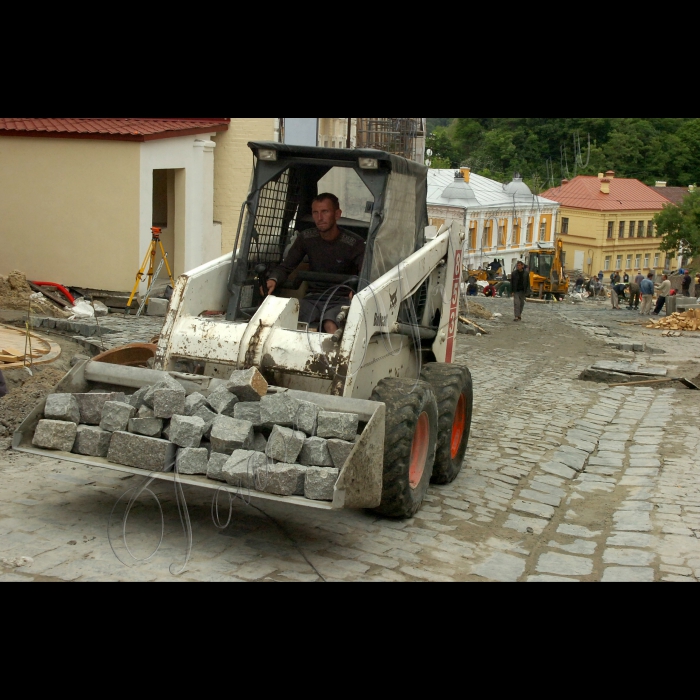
xmin=30 ymin=368 xmax=360 ymax=503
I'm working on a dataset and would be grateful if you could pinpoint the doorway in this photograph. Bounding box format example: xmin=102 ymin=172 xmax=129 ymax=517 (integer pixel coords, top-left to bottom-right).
xmin=152 ymin=169 xmax=186 ymax=280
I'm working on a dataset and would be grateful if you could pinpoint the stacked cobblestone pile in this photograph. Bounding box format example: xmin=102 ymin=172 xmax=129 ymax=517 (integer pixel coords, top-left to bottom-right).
xmin=30 ymin=368 xmax=359 ymax=503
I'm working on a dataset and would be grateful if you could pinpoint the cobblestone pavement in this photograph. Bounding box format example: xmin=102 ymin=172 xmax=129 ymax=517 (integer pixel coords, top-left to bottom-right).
xmin=1 ymin=297 xmax=699 ymax=582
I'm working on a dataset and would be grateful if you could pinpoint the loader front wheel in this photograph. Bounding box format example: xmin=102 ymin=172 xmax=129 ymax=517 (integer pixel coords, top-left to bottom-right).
xmin=420 ymin=364 xmax=473 ymax=485
xmin=371 ymin=378 xmax=438 ymax=519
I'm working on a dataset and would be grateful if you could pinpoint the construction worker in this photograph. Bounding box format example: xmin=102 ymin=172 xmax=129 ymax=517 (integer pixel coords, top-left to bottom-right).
xmin=683 ymin=271 xmax=692 ymax=297
xmin=0 ymin=370 xmax=7 ymax=398
xmin=496 ymin=280 xmax=512 ymax=298
xmin=512 ymin=261 xmax=530 ymax=322
xmin=268 ymin=193 xmax=365 ymax=334
xmin=654 ymin=275 xmax=672 ymax=315
xmin=640 ymin=273 xmax=655 ymax=315
xmin=628 ymin=279 xmax=641 ymax=310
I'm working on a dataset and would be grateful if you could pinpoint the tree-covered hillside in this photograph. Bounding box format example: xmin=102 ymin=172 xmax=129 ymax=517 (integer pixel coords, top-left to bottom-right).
xmin=427 ymin=118 xmax=700 ymax=189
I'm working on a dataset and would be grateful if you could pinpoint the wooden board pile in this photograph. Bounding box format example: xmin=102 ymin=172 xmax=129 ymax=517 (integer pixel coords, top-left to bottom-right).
xmin=0 ymin=324 xmax=62 ymax=370
xmin=646 ymin=309 xmax=700 ymax=333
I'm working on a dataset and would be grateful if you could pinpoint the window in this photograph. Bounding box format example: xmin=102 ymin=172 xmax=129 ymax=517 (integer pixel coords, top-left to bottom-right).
xmin=635 ymin=255 xmax=642 ymax=269
xmin=629 ymin=222 xmax=636 ymax=238
xmin=485 ymin=221 xmax=493 ymax=248
xmin=498 ymin=221 xmax=507 ymax=247
xmin=619 ymin=222 xmax=626 ymax=238
xmin=638 ymin=221 xmax=645 ymax=238
xmin=616 ymin=255 xmax=623 ymax=270
xmin=526 ymin=220 xmax=533 ymax=243
xmin=647 ymin=221 xmax=654 ymax=237
xmin=626 ymin=255 xmax=632 ymax=269
xmin=607 ymin=221 xmax=614 ymax=239
xmin=469 ymin=222 xmax=477 ymax=251
xmin=539 ymin=221 xmax=547 ymax=242
xmin=654 ymin=254 xmax=660 ymax=268
xmin=513 ymin=220 xmax=521 ymax=245
xmin=562 ymin=218 xmax=570 ymax=235
xmin=644 ymin=254 xmax=650 ymax=269
xmin=604 ymin=256 xmax=612 ymax=271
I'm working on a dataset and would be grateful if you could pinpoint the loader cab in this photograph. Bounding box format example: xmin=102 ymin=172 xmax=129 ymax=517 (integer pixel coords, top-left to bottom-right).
xmin=226 ymin=142 xmax=429 ymax=322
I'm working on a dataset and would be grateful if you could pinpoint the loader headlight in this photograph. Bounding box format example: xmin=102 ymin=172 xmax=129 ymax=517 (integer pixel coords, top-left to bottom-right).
xmin=258 ymin=149 xmax=278 ymax=161
xmin=359 ymin=158 xmax=379 ymax=170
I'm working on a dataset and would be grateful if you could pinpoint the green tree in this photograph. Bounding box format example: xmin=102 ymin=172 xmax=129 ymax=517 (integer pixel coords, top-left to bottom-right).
xmin=654 ymin=191 xmax=700 ymax=260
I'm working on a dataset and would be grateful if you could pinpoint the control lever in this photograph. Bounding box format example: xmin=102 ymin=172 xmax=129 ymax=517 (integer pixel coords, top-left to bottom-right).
xmin=332 ymin=306 xmax=351 ymax=344
xmin=255 ymin=264 xmax=269 ymax=298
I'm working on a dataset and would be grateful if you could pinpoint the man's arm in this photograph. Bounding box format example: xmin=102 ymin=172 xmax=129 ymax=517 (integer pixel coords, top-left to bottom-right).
xmin=268 ymin=235 xmax=307 ymax=291
xmin=0 ymin=370 xmax=7 ymax=398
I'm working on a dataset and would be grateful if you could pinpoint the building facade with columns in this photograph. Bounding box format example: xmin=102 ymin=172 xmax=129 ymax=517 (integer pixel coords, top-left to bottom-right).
xmin=428 ymin=168 xmax=560 ymax=274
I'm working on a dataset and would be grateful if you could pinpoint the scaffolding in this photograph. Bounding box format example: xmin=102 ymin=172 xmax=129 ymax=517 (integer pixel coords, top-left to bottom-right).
xmin=356 ymin=118 xmax=425 ymax=162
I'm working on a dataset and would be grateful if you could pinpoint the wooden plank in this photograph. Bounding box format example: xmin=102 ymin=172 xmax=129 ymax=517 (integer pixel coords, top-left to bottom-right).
xmin=592 ymin=361 xmax=668 ymax=378
xmin=459 ymin=316 xmax=488 ymax=334
xmin=28 ymin=282 xmax=71 ymax=309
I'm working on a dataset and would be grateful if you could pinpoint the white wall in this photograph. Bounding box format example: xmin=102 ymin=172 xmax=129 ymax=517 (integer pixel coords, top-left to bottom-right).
xmin=139 ymin=134 xmax=220 ymax=288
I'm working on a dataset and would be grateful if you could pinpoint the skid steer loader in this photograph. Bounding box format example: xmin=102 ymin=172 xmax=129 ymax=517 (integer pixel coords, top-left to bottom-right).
xmin=14 ymin=143 xmax=473 ymax=519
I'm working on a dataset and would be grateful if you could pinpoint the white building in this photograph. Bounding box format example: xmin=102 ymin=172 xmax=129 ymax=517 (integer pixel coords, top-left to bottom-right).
xmin=428 ymin=168 xmax=560 ymax=274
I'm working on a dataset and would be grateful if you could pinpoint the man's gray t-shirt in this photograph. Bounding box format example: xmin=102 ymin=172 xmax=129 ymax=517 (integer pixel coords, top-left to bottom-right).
xmin=271 ymin=227 xmax=365 ymax=299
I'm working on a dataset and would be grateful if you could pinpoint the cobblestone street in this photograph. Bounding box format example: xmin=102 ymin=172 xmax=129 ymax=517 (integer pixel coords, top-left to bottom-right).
xmin=2 ymin=297 xmax=700 ymax=582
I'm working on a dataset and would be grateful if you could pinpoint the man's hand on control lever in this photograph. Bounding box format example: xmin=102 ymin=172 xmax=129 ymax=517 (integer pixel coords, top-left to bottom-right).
xmin=265 ymin=280 xmax=277 ymax=296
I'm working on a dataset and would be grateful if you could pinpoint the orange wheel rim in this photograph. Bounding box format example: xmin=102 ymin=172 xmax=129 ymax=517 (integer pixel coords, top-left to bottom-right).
xmin=409 ymin=412 xmax=430 ymax=490
xmin=451 ymin=394 xmax=467 ymax=460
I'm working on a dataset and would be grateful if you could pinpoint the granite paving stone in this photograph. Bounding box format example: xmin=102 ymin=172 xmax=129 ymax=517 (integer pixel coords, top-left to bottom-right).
xmin=536 ymin=553 xmax=594 ymax=577
xmin=601 ymin=567 xmax=655 ymax=583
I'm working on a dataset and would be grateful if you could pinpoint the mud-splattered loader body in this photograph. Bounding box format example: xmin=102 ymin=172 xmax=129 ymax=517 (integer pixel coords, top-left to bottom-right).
xmin=15 ymin=144 xmax=473 ymax=518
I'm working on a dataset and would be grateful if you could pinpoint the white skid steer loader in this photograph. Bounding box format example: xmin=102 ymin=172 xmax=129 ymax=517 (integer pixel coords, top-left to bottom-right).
xmin=14 ymin=143 xmax=473 ymax=519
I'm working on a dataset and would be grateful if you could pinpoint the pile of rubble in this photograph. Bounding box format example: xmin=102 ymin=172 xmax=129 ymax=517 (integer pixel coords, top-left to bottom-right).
xmin=646 ymin=309 xmax=700 ymax=332
xmin=30 ymin=368 xmax=357 ymax=503
xmin=460 ymin=300 xmax=493 ymax=320
xmin=0 ymin=271 xmax=70 ymax=318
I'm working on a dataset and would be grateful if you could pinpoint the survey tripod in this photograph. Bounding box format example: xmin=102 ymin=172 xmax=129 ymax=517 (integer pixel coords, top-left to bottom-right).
xmin=126 ymin=227 xmax=176 ymax=314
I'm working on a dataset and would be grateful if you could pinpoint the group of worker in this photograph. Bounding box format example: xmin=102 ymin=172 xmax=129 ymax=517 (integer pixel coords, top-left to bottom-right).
xmin=606 ymin=270 xmax=697 ymax=315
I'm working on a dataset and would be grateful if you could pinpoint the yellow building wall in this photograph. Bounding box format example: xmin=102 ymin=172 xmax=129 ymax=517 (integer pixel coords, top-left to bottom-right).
xmin=213 ymin=118 xmax=277 ymax=255
xmin=560 ymin=207 xmax=666 ymax=277
xmin=0 ymin=136 xmax=141 ymax=290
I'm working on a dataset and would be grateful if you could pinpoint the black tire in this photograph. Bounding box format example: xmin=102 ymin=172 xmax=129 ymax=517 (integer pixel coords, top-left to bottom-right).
xmin=420 ymin=363 xmax=473 ymax=485
xmin=371 ymin=378 xmax=438 ymax=519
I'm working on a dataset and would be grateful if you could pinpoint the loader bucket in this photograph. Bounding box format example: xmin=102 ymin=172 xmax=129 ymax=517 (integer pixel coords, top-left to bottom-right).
xmin=13 ymin=361 xmax=386 ymax=511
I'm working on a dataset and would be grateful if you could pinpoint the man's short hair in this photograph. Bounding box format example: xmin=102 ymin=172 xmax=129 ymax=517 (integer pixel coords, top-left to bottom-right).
xmin=313 ymin=193 xmax=340 ymax=211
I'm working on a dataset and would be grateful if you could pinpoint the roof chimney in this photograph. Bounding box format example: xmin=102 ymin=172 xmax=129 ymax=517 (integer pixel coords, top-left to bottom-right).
xmin=598 ymin=173 xmax=605 ymax=179
xmin=600 ymin=178 xmax=611 ymax=195
xmin=655 ymin=181 xmax=667 ymax=188
xmin=689 ymin=184 xmax=696 ymax=193
xmin=605 ymin=170 xmax=616 ymax=179
xmin=461 ymin=167 xmax=471 ymax=183
xmin=561 ymin=179 xmax=569 ymax=186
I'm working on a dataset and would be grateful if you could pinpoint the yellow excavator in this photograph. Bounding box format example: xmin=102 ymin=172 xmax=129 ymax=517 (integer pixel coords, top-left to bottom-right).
xmin=527 ymin=239 xmax=569 ymax=300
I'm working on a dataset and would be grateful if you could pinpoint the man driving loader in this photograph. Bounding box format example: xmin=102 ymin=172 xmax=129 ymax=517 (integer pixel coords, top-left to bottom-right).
xmin=266 ymin=193 xmax=366 ymax=334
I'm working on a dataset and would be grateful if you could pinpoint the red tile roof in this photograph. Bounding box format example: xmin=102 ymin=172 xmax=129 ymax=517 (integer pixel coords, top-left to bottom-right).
xmin=651 ymin=186 xmax=691 ymax=206
xmin=0 ymin=118 xmax=229 ymax=142
xmin=541 ymin=176 xmax=671 ymax=212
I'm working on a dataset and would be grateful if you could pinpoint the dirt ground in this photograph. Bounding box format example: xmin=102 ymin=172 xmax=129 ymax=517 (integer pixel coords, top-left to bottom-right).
xmin=0 ymin=330 xmax=86 ymax=446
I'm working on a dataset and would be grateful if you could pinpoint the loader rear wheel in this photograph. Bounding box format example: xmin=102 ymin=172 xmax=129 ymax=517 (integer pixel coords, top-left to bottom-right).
xmin=371 ymin=378 xmax=438 ymax=519
xmin=420 ymin=363 xmax=473 ymax=485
